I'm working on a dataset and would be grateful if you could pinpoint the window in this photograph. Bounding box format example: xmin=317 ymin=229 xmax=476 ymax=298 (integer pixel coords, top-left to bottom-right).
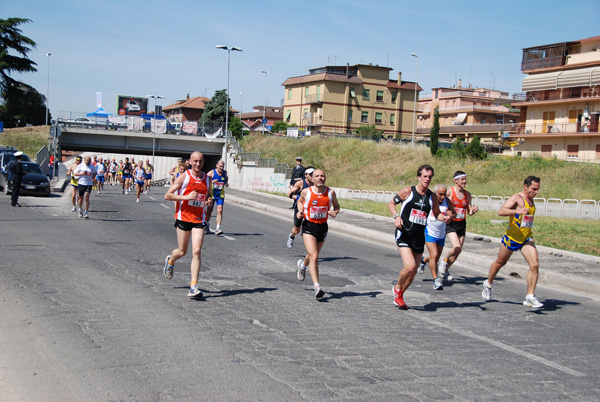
xmin=316 ymin=85 xmax=321 ymax=101
xmin=390 ymin=113 xmax=395 ymax=125
xmin=350 ymin=88 xmax=356 ymax=98
xmin=567 ymin=145 xmax=579 ymax=158
xmin=480 ymin=116 xmax=486 ymax=124
xmin=285 ymin=110 xmax=291 ymax=121
xmin=288 ymin=89 xmax=292 ymax=100
xmin=375 ymin=112 xmax=383 ymax=124
xmin=304 ymin=87 xmax=309 ymax=97
xmin=541 ymin=145 xmax=551 ymax=157
xmin=348 ymin=110 xmax=353 ymax=121
xmin=303 ymin=108 xmax=308 ymax=118
xmin=363 ymin=89 xmax=370 ymax=100
xmin=391 ymin=92 xmax=397 ymax=103
xmin=361 ymin=111 xmax=368 ymax=123
xmin=376 ymin=90 xmax=384 ymax=102
xmin=596 ymin=144 xmax=600 ymax=158
xmin=434 ymin=90 xmax=438 ymax=99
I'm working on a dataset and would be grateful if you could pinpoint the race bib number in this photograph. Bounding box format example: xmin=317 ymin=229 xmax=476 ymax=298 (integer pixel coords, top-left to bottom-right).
xmin=522 ymin=215 xmax=534 ymax=228
xmin=214 ymin=182 xmax=224 ymax=190
xmin=188 ymin=193 xmax=206 ymax=208
xmin=409 ymin=209 xmax=427 ymax=225
xmin=455 ymin=207 xmax=466 ymax=220
xmin=310 ymin=206 xmax=328 ymax=220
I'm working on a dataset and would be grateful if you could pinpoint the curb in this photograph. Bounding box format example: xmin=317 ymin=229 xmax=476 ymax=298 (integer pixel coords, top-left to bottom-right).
xmin=227 ymin=190 xmax=600 ymax=300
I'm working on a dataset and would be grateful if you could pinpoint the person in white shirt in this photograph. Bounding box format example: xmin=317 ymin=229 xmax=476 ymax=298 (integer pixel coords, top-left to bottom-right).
xmin=73 ymin=156 xmax=97 ymax=219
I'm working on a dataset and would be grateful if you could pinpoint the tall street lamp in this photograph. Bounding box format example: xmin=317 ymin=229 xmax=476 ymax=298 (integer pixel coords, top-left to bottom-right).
xmin=261 ymin=70 xmax=267 ymax=133
xmin=239 ymin=91 xmax=243 ymax=130
xmin=45 ymin=53 xmax=51 ymax=126
xmin=410 ymin=52 xmax=419 ymax=146
xmin=216 ymin=45 xmax=242 ymax=169
xmin=147 ymin=94 xmax=164 ymax=167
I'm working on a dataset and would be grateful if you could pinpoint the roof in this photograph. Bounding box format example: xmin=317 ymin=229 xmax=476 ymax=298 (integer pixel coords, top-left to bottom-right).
xmin=387 ymin=81 xmax=422 ymax=91
xmin=163 ymin=96 xmax=211 ymax=111
xmin=282 ymin=73 xmax=363 ymax=86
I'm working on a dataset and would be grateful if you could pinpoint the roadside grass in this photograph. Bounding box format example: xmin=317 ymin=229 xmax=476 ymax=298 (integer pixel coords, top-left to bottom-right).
xmin=265 ymin=193 xmax=599 ymax=256
xmin=0 ymin=126 xmax=49 ymax=157
xmin=240 ymin=134 xmax=600 ymax=200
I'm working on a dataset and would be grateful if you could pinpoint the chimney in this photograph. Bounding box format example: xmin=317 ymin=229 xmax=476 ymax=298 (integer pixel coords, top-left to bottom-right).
xmin=187 ymin=93 xmax=190 ymax=99
xmin=458 ymin=79 xmax=462 ymax=88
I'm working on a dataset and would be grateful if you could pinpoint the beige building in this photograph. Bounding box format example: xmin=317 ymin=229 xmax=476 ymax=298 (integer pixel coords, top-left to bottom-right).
xmin=507 ymin=36 xmax=600 ymax=162
xmin=282 ymin=64 xmax=420 ymax=138
xmin=417 ymin=85 xmax=521 ymax=145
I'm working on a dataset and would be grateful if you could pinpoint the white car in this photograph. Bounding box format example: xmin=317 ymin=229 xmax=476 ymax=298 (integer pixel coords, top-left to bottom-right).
xmin=126 ymin=100 xmax=141 ymax=112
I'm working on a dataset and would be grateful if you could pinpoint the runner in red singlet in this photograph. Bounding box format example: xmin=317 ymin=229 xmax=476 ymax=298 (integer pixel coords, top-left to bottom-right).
xmin=438 ymin=170 xmax=479 ymax=282
xmin=295 ymin=169 xmax=340 ymax=299
xmin=163 ymin=151 xmax=213 ymax=298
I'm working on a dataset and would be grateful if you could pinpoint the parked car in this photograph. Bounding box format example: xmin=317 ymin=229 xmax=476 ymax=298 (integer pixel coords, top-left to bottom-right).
xmin=2 ymin=161 xmax=51 ymax=197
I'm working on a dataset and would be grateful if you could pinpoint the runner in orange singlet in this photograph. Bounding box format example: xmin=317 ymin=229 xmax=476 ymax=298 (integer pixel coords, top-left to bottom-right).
xmin=163 ymin=151 xmax=213 ymax=298
xmin=438 ymin=170 xmax=479 ymax=282
xmin=295 ymin=169 xmax=340 ymax=299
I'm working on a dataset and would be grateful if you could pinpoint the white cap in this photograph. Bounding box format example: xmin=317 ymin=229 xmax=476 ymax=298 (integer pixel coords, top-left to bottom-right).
xmin=14 ymin=151 xmax=23 ymax=157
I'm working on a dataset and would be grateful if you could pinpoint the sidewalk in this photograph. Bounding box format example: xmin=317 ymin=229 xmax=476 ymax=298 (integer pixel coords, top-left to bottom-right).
xmin=227 ymin=188 xmax=600 ymax=300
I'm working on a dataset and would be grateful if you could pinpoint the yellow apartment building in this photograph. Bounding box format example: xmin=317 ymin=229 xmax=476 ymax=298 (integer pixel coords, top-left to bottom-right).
xmin=282 ymin=64 xmax=420 ymax=138
xmin=507 ymin=36 xmax=600 ymax=162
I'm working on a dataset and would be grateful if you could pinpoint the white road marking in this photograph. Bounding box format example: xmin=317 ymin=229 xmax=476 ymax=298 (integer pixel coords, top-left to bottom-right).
xmin=416 ymin=314 xmax=585 ymax=377
xmin=149 ymin=196 xmax=156 ymax=200
xmin=159 ymin=204 xmax=171 ymax=210
xmin=222 ymin=235 xmax=235 ymax=241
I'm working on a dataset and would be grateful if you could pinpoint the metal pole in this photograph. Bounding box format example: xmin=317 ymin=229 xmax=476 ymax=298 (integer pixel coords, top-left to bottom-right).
xmin=225 ymin=49 xmax=231 ymax=168
xmin=261 ymin=71 xmax=267 ymax=133
xmin=410 ymin=53 xmax=419 ymax=146
xmin=45 ymin=53 xmax=51 ymax=126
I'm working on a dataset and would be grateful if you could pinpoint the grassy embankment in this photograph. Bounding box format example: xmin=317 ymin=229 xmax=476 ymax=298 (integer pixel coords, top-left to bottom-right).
xmin=0 ymin=126 xmax=49 ymax=157
xmin=241 ymin=134 xmax=600 ymax=256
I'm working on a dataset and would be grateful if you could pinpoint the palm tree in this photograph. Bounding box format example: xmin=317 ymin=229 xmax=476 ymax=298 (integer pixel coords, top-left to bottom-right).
xmin=0 ymin=18 xmax=37 ymax=92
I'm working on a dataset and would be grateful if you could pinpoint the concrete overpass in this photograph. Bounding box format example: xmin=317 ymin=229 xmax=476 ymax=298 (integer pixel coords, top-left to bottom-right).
xmin=52 ymin=124 xmax=226 ymax=167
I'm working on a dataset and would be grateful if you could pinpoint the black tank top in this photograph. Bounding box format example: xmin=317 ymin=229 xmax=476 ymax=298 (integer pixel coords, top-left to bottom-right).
xmin=398 ymin=186 xmax=432 ymax=237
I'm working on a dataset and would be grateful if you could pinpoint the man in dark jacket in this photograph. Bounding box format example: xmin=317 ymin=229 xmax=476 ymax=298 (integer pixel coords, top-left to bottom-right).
xmin=289 ymin=156 xmax=306 ymax=186
xmin=9 ymin=151 xmax=24 ymax=207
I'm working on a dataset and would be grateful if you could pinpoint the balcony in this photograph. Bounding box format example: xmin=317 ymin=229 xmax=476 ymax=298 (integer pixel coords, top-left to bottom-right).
xmin=304 ymin=94 xmax=323 ymax=104
xmin=437 ymin=105 xmax=519 ymax=114
xmin=521 ymin=55 xmax=566 ymax=71
xmin=516 ymin=122 xmax=599 ymax=135
xmin=518 ymin=89 xmax=600 ymax=104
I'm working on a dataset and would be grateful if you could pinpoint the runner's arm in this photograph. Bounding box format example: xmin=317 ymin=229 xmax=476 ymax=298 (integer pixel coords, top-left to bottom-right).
xmin=388 ymin=187 xmax=410 ymax=229
xmin=498 ymin=195 xmax=527 ymax=216
xmin=296 ymin=188 xmax=308 ymax=219
xmin=466 ymin=192 xmax=479 ymax=215
xmin=328 ymin=190 xmax=340 ymax=218
xmin=164 ymin=173 xmax=196 ymax=201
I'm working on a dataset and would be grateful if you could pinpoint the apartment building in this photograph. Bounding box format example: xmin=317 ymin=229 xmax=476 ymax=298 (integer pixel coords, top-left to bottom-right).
xmin=282 ymin=64 xmax=420 ymax=138
xmin=238 ymin=106 xmax=283 ymax=133
xmin=163 ymin=95 xmax=211 ymax=123
xmin=507 ymin=36 xmax=600 ymax=161
xmin=417 ymin=84 xmax=521 ymax=145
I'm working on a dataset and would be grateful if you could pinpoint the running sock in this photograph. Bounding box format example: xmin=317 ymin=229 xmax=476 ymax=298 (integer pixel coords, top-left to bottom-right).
xmin=191 ymin=281 xmax=197 ymax=287
xmin=168 ymin=258 xmax=174 ymax=266
xmin=289 ymin=233 xmax=294 ymax=239
xmin=314 ymin=282 xmax=320 ymax=289
xmin=216 ymin=225 xmax=221 ymax=230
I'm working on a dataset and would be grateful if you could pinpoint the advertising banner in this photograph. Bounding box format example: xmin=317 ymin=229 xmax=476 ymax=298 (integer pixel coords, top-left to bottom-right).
xmin=117 ymin=95 xmax=148 ymax=116
xmin=96 ymin=92 xmax=102 ymax=108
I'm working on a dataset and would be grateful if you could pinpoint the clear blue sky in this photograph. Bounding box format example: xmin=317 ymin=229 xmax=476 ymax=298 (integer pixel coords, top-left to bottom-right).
xmin=4 ymin=0 xmax=600 ymax=118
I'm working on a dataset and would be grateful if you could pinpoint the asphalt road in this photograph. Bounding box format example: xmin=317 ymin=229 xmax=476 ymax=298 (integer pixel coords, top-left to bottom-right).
xmin=0 ymin=186 xmax=599 ymax=401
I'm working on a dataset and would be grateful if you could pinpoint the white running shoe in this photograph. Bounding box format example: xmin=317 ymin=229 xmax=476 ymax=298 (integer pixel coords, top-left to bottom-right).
xmin=287 ymin=235 xmax=294 ymax=249
xmin=71 ymin=206 xmax=76 ymax=212
xmin=187 ymin=284 xmax=203 ymax=298
xmin=84 ymin=211 xmax=89 ymax=219
xmin=315 ymin=285 xmax=324 ymax=299
xmin=418 ymin=258 xmax=425 ymax=274
xmin=297 ymin=259 xmax=306 ymax=281
xmin=78 ymin=209 xmax=83 ymax=218
xmin=438 ymin=259 xmax=448 ymax=278
xmin=482 ymin=280 xmax=492 ymax=302
xmin=523 ymin=295 xmax=543 ymax=308
xmin=433 ymin=278 xmax=443 ymax=290
xmin=215 ymin=228 xmax=223 ymax=235
xmin=443 ymin=271 xmax=454 ymax=281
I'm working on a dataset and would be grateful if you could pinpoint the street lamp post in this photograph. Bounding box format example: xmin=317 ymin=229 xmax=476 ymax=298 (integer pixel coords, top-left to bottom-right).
xmin=261 ymin=70 xmax=267 ymax=133
xmin=410 ymin=53 xmax=419 ymax=146
xmin=239 ymin=91 xmax=243 ymax=130
xmin=45 ymin=53 xmax=51 ymax=126
xmin=147 ymin=94 xmax=164 ymax=167
xmin=216 ymin=45 xmax=242 ymax=169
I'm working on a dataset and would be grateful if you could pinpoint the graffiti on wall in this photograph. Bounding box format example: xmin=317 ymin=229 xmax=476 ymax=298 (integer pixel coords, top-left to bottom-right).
xmin=248 ymin=174 xmax=287 ymax=189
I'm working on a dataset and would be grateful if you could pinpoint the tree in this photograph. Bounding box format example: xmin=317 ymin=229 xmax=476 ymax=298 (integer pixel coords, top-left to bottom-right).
xmin=450 ymin=138 xmax=466 ymax=158
xmin=430 ymin=107 xmax=439 ymax=156
xmin=355 ymin=124 xmax=383 ymax=140
xmin=228 ymin=116 xmax=243 ymax=141
xmin=271 ymin=121 xmax=288 ymax=134
xmin=0 ymin=18 xmax=37 ymax=92
xmin=465 ymin=135 xmax=487 ymax=159
xmin=200 ymin=89 xmax=233 ymax=123
xmin=0 ymin=82 xmax=48 ymax=127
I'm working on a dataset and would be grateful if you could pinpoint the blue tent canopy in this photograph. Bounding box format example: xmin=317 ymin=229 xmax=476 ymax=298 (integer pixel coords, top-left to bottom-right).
xmin=86 ymin=108 xmax=113 ymax=117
